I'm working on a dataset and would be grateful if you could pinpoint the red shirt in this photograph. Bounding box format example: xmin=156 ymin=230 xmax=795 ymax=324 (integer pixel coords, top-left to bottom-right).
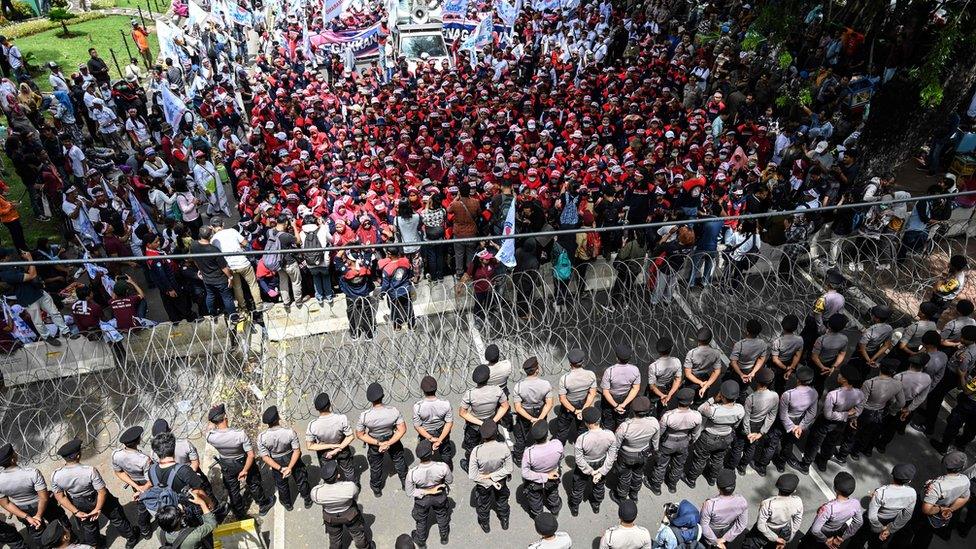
xmin=110 ymin=295 xmax=142 ymax=331
xmin=71 ymin=299 xmax=103 ymax=333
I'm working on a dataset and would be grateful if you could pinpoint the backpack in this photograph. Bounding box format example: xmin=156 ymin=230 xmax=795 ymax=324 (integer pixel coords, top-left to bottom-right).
xmin=303 ymin=230 xmax=325 ymax=267
xmin=158 ymin=527 xmax=194 ymax=549
xmin=262 ymin=231 xmax=282 ymax=273
xmin=552 ymin=245 xmax=572 ymax=281
xmin=669 ymin=524 xmax=704 ymax=549
xmin=142 ymin=464 xmax=186 ymax=517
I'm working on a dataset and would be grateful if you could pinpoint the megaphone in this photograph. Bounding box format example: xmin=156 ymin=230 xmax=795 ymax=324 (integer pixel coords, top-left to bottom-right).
xmin=412 ymin=5 xmax=430 ymax=23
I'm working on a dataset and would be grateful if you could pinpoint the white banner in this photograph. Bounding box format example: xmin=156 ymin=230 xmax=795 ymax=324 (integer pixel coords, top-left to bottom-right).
xmin=322 ymin=0 xmax=351 ymax=25
xmin=155 ymin=20 xmax=180 ymax=63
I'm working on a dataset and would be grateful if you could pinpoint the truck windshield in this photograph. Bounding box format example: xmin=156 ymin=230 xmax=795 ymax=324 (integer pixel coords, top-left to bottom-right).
xmin=400 ymin=34 xmax=448 ymax=59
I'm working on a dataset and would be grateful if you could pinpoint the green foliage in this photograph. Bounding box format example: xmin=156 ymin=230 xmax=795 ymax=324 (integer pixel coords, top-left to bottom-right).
xmin=696 ymin=30 xmax=721 ymax=46
xmin=741 ymin=30 xmax=765 ymax=52
xmin=51 ymin=0 xmax=70 ymax=7
xmin=2 ymin=12 xmax=106 ymax=39
xmin=777 ymin=51 xmax=793 ymax=70
xmin=90 ymin=0 xmax=117 ymax=9
xmin=8 ymin=0 xmax=37 ymax=20
xmin=775 ymin=85 xmax=813 ymax=109
xmin=47 ymin=7 xmax=76 ymax=35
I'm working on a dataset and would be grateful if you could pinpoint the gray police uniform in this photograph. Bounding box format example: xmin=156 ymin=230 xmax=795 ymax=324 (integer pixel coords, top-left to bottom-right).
xmin=851 ymin=322 xmax=894 ymax=376
xmin=555 ymin=368 xmax=597 ymax=443
xmin=207 ymin=428 xmax=273 ymax=519
xmin=649 ymin=407 xmax=702 ymax=490
xmin=684 ymin=345 xmax=724 ymax=401
xmin=866 ymin=483 xmax=916 ymax=538
xmin=460 ymin=385 xmax=506 ymax=469
xmin=727 ymin=388 xmax=779 ymax=472
xmin=111 ymin=448 xmax=153 ymax=531
xmin=687 ymin=399 xmax=745 ymax=483
xmin=51 ymin=464 xmax=137 ymax=546
xmin=745 ymin=494 xmax=803 ymax=547
xmin=569 ymin=427 xmax=618 ymax=512
xmin=613 ymin=416 xmax=660 ymax=500
xmin=804 ymin=497 xmax=863 ymax=544
xmin=0 ymin=466 xmax=66 ymax=547
xmin=258 ymin=425 xmax=311 ymax=506
xmin=801 ymin=387 xmax=865 ymax=467
xmin=728 ymin=337 xmax=769 ymax=394
xmin=770 ymin=333 xmax=804 ymax=392
xmin=851 ymin=376 xmax=904 ymax=457
xmin=310 ymin=480 xmax=371 ymax=548
xmin=306 ymin=413 xmax=356 ymax=481
xmin=600 ymin=362 xmax=641 ymax=431
xmin=356 ymin=405 xmax=407 ymax=494
xmin=761 ymin=385 xmax=819 ymax=470
xmin=413 ymin=397 xmax=456 ymax=467
xmin=701 ymin=493 xmax=750 ymax=546
xmin=512 ymin=377 xmax=551 ymax=464
xmin=812 ymin=332 xmax=849 ymax=389
xmin=405 ymin=461 xmax=453 ymax=545
xmin=646 ymin=356 xmax=682 ymax=412
xmin=468 ymin=439 xmax=514 ymax=527
xmin=521 ymin=439 xmax=564 ymax=517
xmin=921 ymin=472 xmax=970 ymax=532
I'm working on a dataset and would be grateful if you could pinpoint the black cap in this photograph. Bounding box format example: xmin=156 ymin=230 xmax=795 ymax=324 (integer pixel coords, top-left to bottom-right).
xmin=839 ymin=364 xmax=861 ymax=384
xmin=614 ymin=342 xmax=633 ymax=362
xmin=944 ymin=450 xmax=968 ymax=471
xmin=395 ymin=534 xmax=416 ymax=549
xmin=631 ymin=396 xmax=651 ymax=414
xmin=320 ymin=460 xmax=339 ymax=482
xmin=480 ymin=419 xmax=498 ymax=440
xmin=781 ymin=314 xmax=799 ymax=332
xmin=919 ymin=301 xmax=940 ymax=319
xmin=472 ymin=364 xmax=490 ymax=384
xmin=58 ymin=438 xmax=82 ymax=459
xmin=366 ymin=382 xmax=384 ymax=402
xmin=696 ymin=327 xmax=713 ymax=342
xmin=484 ymin=343 xmax=500 ymax=363
xmin=416 ymin=439 xmax=434 ymax=460
xmin=892 ymin=463 xmax=916 ymax=482
xmin=420 ymin=375 xmax=438 ymax=393
xmin=262 ymin=406 xmax=280 ymax=425
xmin=151 ymin=418 xmax=170 ymax=436
xmin=716 ymin=468 xmax=737 ymax=489
xmin=582 ymin=406 xmax=601 ymax=424
xmin=834 ymin=471 xmax=856 ymax=496
xmin=826 ymin=270 xmax=845 ymax=286
xmin=909 ymin=352 xmax=930 ymax=368
xmin=922 ymin=330 xmax=942 ymax=346
xmin=567 ymin=348 xmax=585 ymax=364
xmin=208 ymin=403 xmax=226 ymax=423
xmin=39 ymin=520 xmax=66 ymax=547
xmin=314 ymin=392 xmax=332 ymax=411
xmin=618 ymin=499 xmax=638 ymax=522
xmin=870 ymin=305 xmax=892 ymax=320
xmin=776 ymin=473 xmax=799 ymax=494
xmin=676 ymin=387 xmax=695 ymax=405
xmin=530 ymin=420 xmax=549 ymax=442
xmin=535 ymin=512 xmax=558 ymax=536
xmin=119 ymin=426 xmax=143 ymax=445
xmin=755 ymin=368 xmax=774 ymax=386
xmin=827 ymin=313 xmax=848 ymax=332
xmin=720 ymin=380 xmax=740 ymax=401
xmin=522 ymin=356 xmax=540 ymax=373
xmin=0 ymin=443 xmax=13 ymax=466
xmin=796 ymin=366 xmax=815 ymax=383
xmin=962 ymin=325 xmax=976 ymax=342
xmin=656 ymin=337 xmax=673 ymax=354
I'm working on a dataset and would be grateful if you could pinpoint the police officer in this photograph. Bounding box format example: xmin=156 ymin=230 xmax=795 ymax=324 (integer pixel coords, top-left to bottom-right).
xmin=612 ymin=396 xmax=659 ymax=503
xmin=555 ymin=349 xmax=597 ymax=444
xmin=891 ymin=302 xmax=940 ymax=367
xmin=529 ymin=512 xmax=572 ymax=548
xmin=412 ymin=376 xmax=456 ymax=469
xmin=769 ymin=314 xmax=804 ymax=394
xmin=939 ymin=299 xmax=974 ymax=351
xmin=484 ymin=343 xmax=513 ymax=399
xmin=468 ymin=419 xmax=513 ymax=532
xmin=648 ymin=387 xmax=701 ymax=495
xmin=700 ymin=469 xmax=749 ymax=548
xmin=933 ymin=326 xmax=976 ymax=453
xmin=599 ymin=500 xmax=652 ymax=548
xmin=310 ymin=461 xmax=374 ymax=549
xmin=37 ymin=520 xmax=86 ymax=549
xmin=0 ymin=443 xmax=66 ymax=548
xmin=511 ymin=357 xmax=553 ymax=466
xmin=882 ymin=353 xmax=932 ymax=449
xmin=356 ymin=382 xmax=408 ymax=497
xmin=857 ymin=464 xmax=917 ymax=549
xmin=683 ymin=327 xmax=723 ymax=402
xmin=150 ymin=418 xmax=212 ymax=497
xmin=760 ymin=366 xmax=818 ymax=474
xmin=686 ymin=380 xmax=744 ymax=488
xmin=850 ymin=305 xmax=894 ymax=378
xmin=459 ymin=365 xmax=509 ymax=472
xmin=849 ymin=358 xmax=904 ymax=461
xmin=406 ymin=440 xmax=453 ymax=548
xmin=916 ymin=451 xmax=970 ymax=547
xmin=258 ymin=405 xmax=313 ymax=511
xmin=307 ymin=392 xmax=357 ymax=482
xmin=111 ymin=426 xmax=153 ymax=536
xmin=646 ymin=337 xmax=682 ymax=416
xmin=810 ymin=313 xmax=850 ymax=393
xmin=600 ymin=343 xmax=641 ymax=431
xmin=727 ymin=318 xmax=769 ymax=398
xmin=206 ymin=403 xmax=275 ymax=519
xmin=568 ymin=407 xmax=617 ymax=516
xmin=726 ymin=368 xmax=778 ymax=474
xmin=791 ymin=364 xmax=864 ymax=473
xmin=51 ymin=439 xmax=142 ymax=548
xmin=520 ymin=420 xmax=563 ymax=518
xmin=799 ymin=472 xmax=863 ymax=549
xmin=813 ymin=270 xmax=846 ymax=333
xmin=742 ymin=473 xmax=803 ymax=549
xmin=918 ymin=325 xmax=973 ymax=434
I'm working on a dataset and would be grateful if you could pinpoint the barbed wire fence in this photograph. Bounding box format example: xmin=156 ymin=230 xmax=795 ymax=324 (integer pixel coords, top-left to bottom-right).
xmin=0 ymin=213 xmax=972 ymax=464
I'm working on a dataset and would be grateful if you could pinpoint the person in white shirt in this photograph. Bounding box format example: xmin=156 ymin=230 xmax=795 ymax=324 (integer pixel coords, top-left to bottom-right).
xmin=528 ymin=513 xmax=572 ymax=549
xmin=210 ymin=217 xmax=263 ymax=311
xmin=61 ymin=135 xmax=88 ymax=181
xmin=724 ymin=220 xmax=761 ymax=289
xmin=47 ymin=63 xmax=70 ymax=92
xmin=142 ymin=148 xmax=170 ymax=180
xmin=600 ymin=500 xmax=652 ymax=548
xmin=191 ymin=151 xmax=229 ymax=216
xmin=90 ymin=99 xmax=128 ymax=151
xmin=124 ymin=108 xmax=151 ymax=148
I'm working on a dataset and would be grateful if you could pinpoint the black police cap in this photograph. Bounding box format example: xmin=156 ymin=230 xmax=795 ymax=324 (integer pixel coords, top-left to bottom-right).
xmin=631 ymin=396 xmax=651 ymax=414
xmin=676 ymin=387 xmax=695 ymax=405
xmin=472 ymin=364 xmax=490 ymax=384
xmin=827 ymin=313 xmax=848 ymax=332
xmin=696 ymin=327 xmax=712 ymax=342
xmin=484 ymin=343 xmax=500 ymax=363
xmin=919 ymin=301 xmax=940 ymax=319
xmin=208 ymin=403 xmax=226 ymax=423
xmin=839 ymin=364 xmax=861 ymax=384
xmin=530 ymin=420 xmax=549 ymax=442
xmin=581 ymin=406 xmax=601 ymax=424
xmin=567 ymin=348 xmax=585 ymax=364
xmin=522 ymin=356 xmax=540 ymax=373
xmin=262 ymin=405 xmax=280 ymax=425
xmin=416 ymin=439 xmax=434 ymax=460
xmin=395 ymin=534 xmax=416 ymax=549
xmin=320 ymin=460 xmax=339 ymax=482
xmin=119 ymin=426 xmax=143 ymax=445
xmin=39 ymin=520 xmax=66 ymax=546
xmin=776 ymin=473 xmax=799 ymax=494
xmin=534 ymin=512 xmax=558 ymax=536
xmin=151 ymin=418 xmax=170 ymax=436
xmin=795 ymin=366 xmax=815 ymax=383
xmin=0 ymin=443 xmax=13 ymax=466
xmin=962 ymin=325 xmax=976 ymax=342
xmin=479 ymin=419 xmax=498 ymax=440
xmin=58 ymin=438 xmax=82 ymax=459
xmin=909 ymin=352 xmax=930 ymax=368
xmin=656 ymin=336 xmax=673 ymax=354
xmin=618 ymin=499 xmax=638 ymax=522
xmin=826 ymin=270 xmax=845 ymax=286
xmin=720 ymin=380 xmax=740 ymax=401
xmin=614 ymin=342 xmax=633 ymax=362
xmin=717 ymin=468 xmax=737 ymax=489
xmin=314 ymin=392 xmax=331 ymax=411
xmin=781 ymin=314 xmax=799 ymax=332
xmin=366 ymin=382 xmax=384 ymax=402
xmin=892 ymin=463 xmax=916 ymax=482
xmin=755 ymin=368 xmax=774 ymax=386
xmin=870 ymin=305 xmax=892 ymax=320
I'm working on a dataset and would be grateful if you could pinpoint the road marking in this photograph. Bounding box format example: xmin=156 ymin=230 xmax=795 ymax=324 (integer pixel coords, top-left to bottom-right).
xmin=466 ymin=310 xmax=487 ymax=356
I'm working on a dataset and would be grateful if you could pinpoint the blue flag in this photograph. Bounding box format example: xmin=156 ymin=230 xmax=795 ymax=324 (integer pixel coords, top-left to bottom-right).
xmin=497 ymin=198 xmax=517 ymax=268
xmin=460 ymin=14 xmax=493 ymax=51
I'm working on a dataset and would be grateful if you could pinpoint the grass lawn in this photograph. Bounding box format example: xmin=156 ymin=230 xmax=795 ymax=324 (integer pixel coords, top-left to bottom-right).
xmin=19 ymin=15 xmax=160 ymax=91
xmin=0 ymin=156 xmax=60 ymax=246
xmin=113 ymin=0 xmax=172 ymax=14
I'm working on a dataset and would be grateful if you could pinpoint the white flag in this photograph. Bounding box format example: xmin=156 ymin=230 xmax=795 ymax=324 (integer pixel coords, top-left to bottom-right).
xmin=497 ymin=198 xmax=517 ymax=268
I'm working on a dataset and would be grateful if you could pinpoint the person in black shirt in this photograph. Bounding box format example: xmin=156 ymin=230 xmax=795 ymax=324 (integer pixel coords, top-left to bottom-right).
xmin=86 ymin=48 xmax=111 ymax=86
xmin=150 ymin=431 xmax=217 ymax=548
xmin=189 ymin=226 xmax=235 ymax=316
xmin=273 ymin=214 xmax=303 ymax=311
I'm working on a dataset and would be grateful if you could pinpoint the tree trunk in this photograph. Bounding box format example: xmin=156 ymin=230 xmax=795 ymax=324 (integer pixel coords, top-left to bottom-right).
xmin=60 ymin=21 xmax=69 ymax=35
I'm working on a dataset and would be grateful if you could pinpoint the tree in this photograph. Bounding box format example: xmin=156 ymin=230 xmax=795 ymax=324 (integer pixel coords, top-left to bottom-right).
xmin=47 ymin=2 xmax=76 ymax=37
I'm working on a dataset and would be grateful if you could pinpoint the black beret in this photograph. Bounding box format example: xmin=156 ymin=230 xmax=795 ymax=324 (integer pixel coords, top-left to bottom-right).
xmin=962 ymin=325 xmax=976 ymax=341
xmin=656 ymin=337 xmax=674 ymax=354
xmin=631 ymin=396 xmax=651 ymax=414
xmin=827 ymin=313 xmax=848 ymax=332
xmin=826 ymin=270 xmax=845 ymax=286
xmin=39 ymin=520 xmax=66 ymax=546
xmin=614 ymin=342 xmax=633 ymax=362
xmin=314 ymin=392 xmax=332 ymax=411
xmin=834 ymin=471 xmax=856 ymax=496
xmin=796 ymin=366 xmax=815 ymax=383
xmin=416 ymin=439 xmax=434 ymax=460
xmin=208 ymin=403 xmax=226 ymax=422
xmin=755 ymin=368 xmax=774 ymax=386
xmin=944 ymin=450 xmax=968 ymax=471
xmin=58 ymin=438 xmax=82 ymax=459
xmin=618 ymin=499 xmax=638 ymax=522
xmin=919 ymin=301 xmax=940 ymax=319
xmin=366 ymin=382 xmax=384 ymax=402
xmin=420 ymin=375 xmax=438 ymax=393
xmin=119 ymin=426 xmax=143 ymax=445
xmin=909 ymin=353 xmax=930 ymax=368
xmin=530 ymin=420 xmax=550 ymax=442
xmin=522 ymin=356 xmax=539 ymax=373
xmin=534 ymin=512 xmax=558 ymax=536
xmin=696 ymin=327 xmax=713 ymax=342
xmin=0 ymin=443 xmax=13 ymax=466
xmin=781 ymin=314 xmax=799 ymax=332
xmin=840 ymin=364 xmax=861 ymax=384
xmin=320 ymin=460 xmax=339 ymax=482
xmin=151 ymin=418 xmax=170 ymax=436
xmin=472 ymin=364 xmax=490 ymax=384
xmin=720 ymin=380 xmax=740 ymax=401
xmin=870 ymin=305 xmax=892 ymax=320
xmin=484 ymin=343 xmax=500 ymax=363
xmin=581 ymin=406 xmax=601 ymax=424
xmin=395 ymin=534 xmax=416 ymax=549
xmin=262 ymin=406 xmax=280 ymax=425
xmin=480 ymin=419 xmax=498 ymax=440
xmin=676 ymin=387 xmax=695 ymax=405
xmin=892 ymin=463 xmax=916 ymax=482
xmin=567 ymin=348 xmax=585 ymax=364
xmin=776 ymin=473 xmax=799 ymax=493
xmin=716 ymin=468 xmax=737 ymax=489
